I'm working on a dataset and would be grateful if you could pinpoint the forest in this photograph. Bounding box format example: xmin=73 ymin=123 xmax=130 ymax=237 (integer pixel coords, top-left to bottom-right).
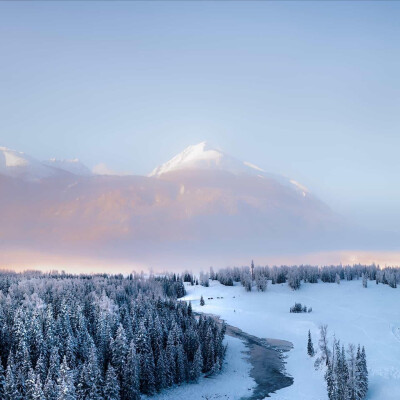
xmin=0 ymin=271 xmax=225 ymax=400
xmin=207 ymin=263 xmax=399 ymax=291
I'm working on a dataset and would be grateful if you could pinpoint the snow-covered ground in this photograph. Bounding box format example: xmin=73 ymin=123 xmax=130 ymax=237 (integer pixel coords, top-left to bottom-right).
xmin=181 ymin=279 xmax=400 ymax=400
xmin=148 ymin=334 xmax=256 ymax=400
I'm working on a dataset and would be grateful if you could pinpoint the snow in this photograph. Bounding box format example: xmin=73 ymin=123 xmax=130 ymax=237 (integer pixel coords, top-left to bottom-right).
xmin=182 ymin=279 xmax=400 ymax=400
xmin=147 ymin=335 xmax=256 ymax=400
xmin=44 ymin=158 xmax=92 ymax=176
xmin=0 ymin=147 xmax=58 ymax=180
xmin=1 ymin=147 xmax=29 ymax=167
xmin=150 ymin=142 xmax=268 ymax=178
xmin=149 ymin=142 xmax=311 ymax=199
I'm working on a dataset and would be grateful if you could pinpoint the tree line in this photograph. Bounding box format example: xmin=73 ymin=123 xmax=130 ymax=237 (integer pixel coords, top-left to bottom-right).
xmin=205 ymin=263 xmax=399 ymax=291
xmin=0 ymin=270 xmax=226 ymax=400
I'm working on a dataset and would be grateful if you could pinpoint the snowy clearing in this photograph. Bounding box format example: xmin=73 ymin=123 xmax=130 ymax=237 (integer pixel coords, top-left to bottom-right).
xmin=147 ymin=334 xmax=256 ymax=400
xmin=182 ymin=279 xmax=400 ymax=400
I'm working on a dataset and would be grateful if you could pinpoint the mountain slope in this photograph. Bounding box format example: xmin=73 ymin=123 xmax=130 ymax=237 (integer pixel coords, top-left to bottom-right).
xmin=43 ymin=158 xmax=92 ymax=176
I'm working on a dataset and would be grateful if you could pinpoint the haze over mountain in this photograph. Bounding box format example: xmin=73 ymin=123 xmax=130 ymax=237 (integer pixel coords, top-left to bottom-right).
xmin=0 ymin=142 xmax=395 ymax=271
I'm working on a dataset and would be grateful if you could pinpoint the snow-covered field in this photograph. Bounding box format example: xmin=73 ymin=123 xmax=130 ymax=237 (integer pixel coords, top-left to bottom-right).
xmin=148 ymin=334 xmax=256 ymax=400
xmin=181 ymin=279 xmax=400 ymax=400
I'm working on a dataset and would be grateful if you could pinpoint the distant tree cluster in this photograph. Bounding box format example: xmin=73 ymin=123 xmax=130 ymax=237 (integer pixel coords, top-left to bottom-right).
xmin=289 ymin=303 xmax=311 ymax=313
xmin=212 ymin=263 xmax=400 ymax=291
xmin=310 ymin=325 xmax=368 ymax=400
xmin=0 ymin=270 xmax=225 ymax=400
xmin=182 ymin=271 xmax=196 ymax=285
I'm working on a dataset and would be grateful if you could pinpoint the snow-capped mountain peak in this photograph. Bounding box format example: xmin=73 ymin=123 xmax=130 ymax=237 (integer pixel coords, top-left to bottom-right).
xmin=149 ymin=142 xmax=311 ymax=197
xmin=149 ymin=141 xmax=265 ymax=177
xmin=0 ymin=147 xmax=58 ymax=180
xmin=0 ymin=147 xmax=92 ymax=180
xmin=44 ymin=158 xmax=92 ymax=176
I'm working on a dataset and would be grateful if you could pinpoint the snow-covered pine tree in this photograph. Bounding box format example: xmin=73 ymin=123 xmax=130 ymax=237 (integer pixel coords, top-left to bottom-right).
xmin=188 ymin=301 xmax=193 ymax=316
xmin=346 ymin=343 xmax=357 ymax=400
xmin=307 ymin=330 xmax=315 ymax=357
xmin=111 ymin=324 xmax=128 ymax=382
xmin=200 ymin=295 xmax=205 ymax=306
xmin=5 ymin=361 xmax=21 ymax=400
xmin=56 ymin=356 xmax=76 ymax=400
xmin=362 ymin=273 xmax=368 ymax=288
xmin=356 ymin=346 xmax=368 ymax=399
xmin=135 ymin=322 xmax=155 ymax=395
xmin=189 ymin=345 xmax=203 ymax=382
xmin=0 ymin=357 xmax=5 ymax=399
xmin=122 ymin=341 xmax=140 ymax=400
xmin=154 ymin=347 xmax=167 ymax=391
xmin=324 ymin=359 xmax=335 ymax=400
xmin=335 ymin=344 xmax=349 ymax=400
xmin=77 ymin=341 xmax=102 ymax=400
xmin=104 ymin=364 xmax=120 ymax=400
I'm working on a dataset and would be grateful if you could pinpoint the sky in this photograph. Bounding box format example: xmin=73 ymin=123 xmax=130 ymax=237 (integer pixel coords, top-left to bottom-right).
xmin=0 ymin=1 xmax=399 ymax=231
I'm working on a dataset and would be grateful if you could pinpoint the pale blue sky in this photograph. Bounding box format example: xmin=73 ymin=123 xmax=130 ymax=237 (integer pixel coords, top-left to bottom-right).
xmin=0 ymin=1 xmax=399 ymax=230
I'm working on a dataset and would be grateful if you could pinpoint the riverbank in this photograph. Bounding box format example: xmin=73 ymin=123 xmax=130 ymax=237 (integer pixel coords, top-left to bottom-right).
xmin=200 ymin=312 xmax=294 ymax=399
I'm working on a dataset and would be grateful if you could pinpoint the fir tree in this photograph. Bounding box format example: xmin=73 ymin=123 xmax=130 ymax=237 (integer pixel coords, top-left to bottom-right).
xmin=104 ymin=364 xmax=120 ymax=400
xmin=189 ymin=346 xmax=203 ymax=382
xmin=111 ymin=324 xmax=128 ymax=382
xmin=135 ymin=322 xmax=155 ymax=395
xmin=122 ymin=342 xmax=140 ymax=400
xmin=5 ymin=362 xmax=21 ymax=400
xmin=188 ymin=301 xmax=193 ymax=316
xmin=307 ymin=330 xmax=315 ymax=357
xmin=200 ymin=295 xmax=205 ymax=306
xmin=0 ymin=357 xmax=6 ymax=399
xmin=56 ymin=356 xmax=76 ymax=400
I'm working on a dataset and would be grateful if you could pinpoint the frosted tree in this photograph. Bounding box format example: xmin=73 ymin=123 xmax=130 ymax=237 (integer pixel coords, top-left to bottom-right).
xmin=154 ymin=348 xmax=167 ymax=391
xmin=288 ymin=268 xmax=301 ymax=290
xmin=122 ymin=341 xmax=140 ymax=400
xmin=189 ymin=346 xmax=203 ymax=382
xmin=5 ymin=362 xmax=21 ymax=400
xmin=56 ymin=356 xmax=76 ymax=400
xmin=255 ymin=269 xmax=268 ymax=292
xmin=135 ymin=322 xmax=155 ymax=395
xmin=307 ymin=330 xmax=315 ymax=357
xmin=104 ymin=364 xmax=120 ymax=400
xmin=77 ymin=343 xmax=102 ymax=400
xmin=356 ymin=346 xmax=368 ymax=399
xmin=347 ymin=344 xmax=357 ymax=400
xmin=26 ymin=369 xmax=45 ymax=400
xmin=315 ymin=325 xmax=331 ymax=369
xmin=111 ymin=324 xmax=128 ymax=382
xmin=200 ymin=295 xmax=205 ymax=306
xmin=0 ymin=357 xmax=5 ymax=399
xmin=362 ymin=273 xmax=368 ymax=288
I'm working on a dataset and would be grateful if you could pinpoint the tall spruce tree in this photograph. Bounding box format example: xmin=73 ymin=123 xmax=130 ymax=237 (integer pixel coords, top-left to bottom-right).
xmin=104 ymin=364 xmax=120 ymax=400
xmin=307 ymin=330 xmax=315 ymax=357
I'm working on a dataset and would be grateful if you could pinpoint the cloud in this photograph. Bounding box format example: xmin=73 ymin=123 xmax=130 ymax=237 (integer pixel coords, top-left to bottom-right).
xmin=92 ymin=163 xmax=128 ymax=176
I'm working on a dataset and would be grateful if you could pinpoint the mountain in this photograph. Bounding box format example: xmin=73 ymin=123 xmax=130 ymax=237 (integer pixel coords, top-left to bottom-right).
xmin=0 ymin=143 xmax=351 ymax=268
xmin=0 ymin=147 xmax=93 ymax=180
xmin=0 ymin=146 xmax=63 ymax=181
xmin=150 ymin=141 xmax=309 ymax=196
xmin=43 ymin=158 xmax=93 ymax=176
